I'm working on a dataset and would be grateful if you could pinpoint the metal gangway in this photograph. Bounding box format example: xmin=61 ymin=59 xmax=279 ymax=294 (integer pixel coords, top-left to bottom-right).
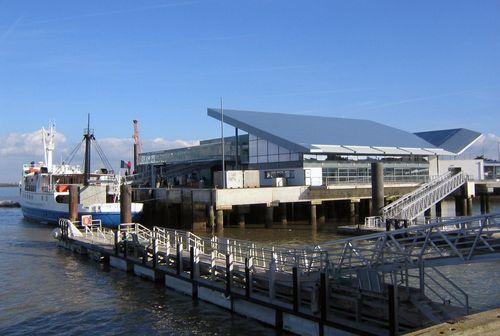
xmin=58 ymin=213 xmax=500 ymax=334
xmin=366 ymin=170 xmax=468 ymax=228
xmin=323 ymin=213 xmax=500 ymax=275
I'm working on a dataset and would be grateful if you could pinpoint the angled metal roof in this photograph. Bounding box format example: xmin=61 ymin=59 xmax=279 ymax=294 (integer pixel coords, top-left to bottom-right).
xmin=414 ymin=128 xmax=482 ymax=155
xmin=208 ymin=108 xmax=440 ymax=154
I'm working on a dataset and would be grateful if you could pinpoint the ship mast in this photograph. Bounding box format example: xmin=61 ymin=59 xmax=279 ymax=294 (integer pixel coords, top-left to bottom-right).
xmin=83 ymin=114 xmax=93 ymax=186
xmin=42 ymin=122 xmax=56 ymax=173
xmin=133 ymin=119 xmax=142 ymax=173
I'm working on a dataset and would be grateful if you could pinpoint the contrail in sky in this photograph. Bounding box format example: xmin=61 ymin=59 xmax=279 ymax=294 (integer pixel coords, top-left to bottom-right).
xmin=348 ymin=85 xmax=499 ymax=112
xmin=0 ymin=15 xmax=23 ymax=44
xmin=31 ymin=1 xmax=198 ymax=25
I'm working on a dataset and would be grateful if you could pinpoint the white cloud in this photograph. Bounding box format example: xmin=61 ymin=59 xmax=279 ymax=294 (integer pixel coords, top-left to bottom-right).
xmin=0 ymin=128 xmax=197 ymax=182
xmin=0 ymin=129 xmax=67 ymax=157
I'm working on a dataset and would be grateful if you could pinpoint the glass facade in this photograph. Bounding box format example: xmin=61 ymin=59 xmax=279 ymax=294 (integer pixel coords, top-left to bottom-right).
xmin=321 ymin=162 xmax=429 ymax=184
xmin=139 ymin=135 xmax=248 ymax=165
xmin=248 ymin=134 xmax=299 ymax=164
xmin=484 ymin=163 xmax=500 ymax=180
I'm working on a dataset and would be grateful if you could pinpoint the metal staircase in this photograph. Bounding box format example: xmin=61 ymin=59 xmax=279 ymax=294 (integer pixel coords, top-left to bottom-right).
xmin=366 ymin=170 xmax=468 ymax=227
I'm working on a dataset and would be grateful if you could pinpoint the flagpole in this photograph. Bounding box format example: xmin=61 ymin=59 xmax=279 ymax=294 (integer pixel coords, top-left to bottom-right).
xmin=221 ymin=97 xmax=225 ymax=189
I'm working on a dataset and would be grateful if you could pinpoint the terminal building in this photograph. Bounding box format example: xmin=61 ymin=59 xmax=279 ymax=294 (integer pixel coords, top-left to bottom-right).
xmin=137 ymin=108 xmax=481 ymax=188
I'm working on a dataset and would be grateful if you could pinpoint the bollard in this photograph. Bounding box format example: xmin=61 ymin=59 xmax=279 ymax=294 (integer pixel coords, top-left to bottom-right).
xmin=152 ymin=238 xmax=158 ymax=268
xmin=320 ymin=272 xmax=328 ymax=329
xmin=176 ymin=243 xmax=183 ymax=275
xmin=388 ymin=284 xmax=398 ymax=336
xmin=225 ymin=253 xmax=233 ymax=297
xmin=292 ymin=267 xmax=300 ymax=312
xmin=245 ymin=257 xmax=253 ymax=298
xmin=190 ymin=246 xmax=198 ymax=300
xmin=114 ymin=230 xmax=119 ymax=256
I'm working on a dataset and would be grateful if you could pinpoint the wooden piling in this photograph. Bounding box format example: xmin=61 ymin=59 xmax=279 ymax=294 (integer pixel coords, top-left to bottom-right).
xmin=120 ymin=184 xmax=132 ymax=224
xmin=69 ymin=185 xmax=79 ymax=222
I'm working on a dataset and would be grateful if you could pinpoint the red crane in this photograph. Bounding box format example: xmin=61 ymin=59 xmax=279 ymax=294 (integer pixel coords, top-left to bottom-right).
xmin=133 ymin=120 xmax=141 ymax=173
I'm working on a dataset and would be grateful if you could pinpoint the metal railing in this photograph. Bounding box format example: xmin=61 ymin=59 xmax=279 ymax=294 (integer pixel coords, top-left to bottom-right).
xmin=325 ymin=174 xmax=436 ymax=186
xmin=365 ymin=171 xmax=468 ymax=227
xmin=322 ymin=213 xmax=500 ymax=275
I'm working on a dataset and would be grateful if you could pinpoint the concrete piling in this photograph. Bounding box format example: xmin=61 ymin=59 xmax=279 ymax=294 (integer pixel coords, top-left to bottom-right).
xmin=120 ymin=184 xmax=132 ymax=224
xmin=280 ymin=203 xmax=287 ymax=225
xmin=265 ymin=205 xmax=274 ymax=228
xmin=216 ymin=209 xmax=224 ymax=232
xmin=349 ymin=201 xmax=356 ymax=219
xmin=371 ymin=162 xmax=385 ymax=216
xmin=238 ymin=213 xmax=245 ymax=228
xmin=69 ymin=185 xmax=79 ymax=222
xmin=318 ymin=204 xmax=325 ymax=226
xmin=466 ymin=197 xmax=473 ymax=216
xmin=207 ymin=205 xmax=215 ymax=229
xmin=436 ymin=201 xmax=442 ymax=217
xmin=485 ymin=194 xmax=491 ymax=213
xmin=310 ymin=203 xmax=317 ymax=229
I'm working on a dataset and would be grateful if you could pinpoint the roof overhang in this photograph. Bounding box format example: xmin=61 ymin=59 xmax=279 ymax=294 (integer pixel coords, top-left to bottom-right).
xmin=309 ymin=144 xmax=454 ymax=156
xmin=208 ymin=108 xmax=309 ymax=152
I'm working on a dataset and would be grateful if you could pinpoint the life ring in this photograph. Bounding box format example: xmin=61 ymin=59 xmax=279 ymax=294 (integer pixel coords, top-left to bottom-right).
xmin=81 ymin=215 xmax=93 ymax=226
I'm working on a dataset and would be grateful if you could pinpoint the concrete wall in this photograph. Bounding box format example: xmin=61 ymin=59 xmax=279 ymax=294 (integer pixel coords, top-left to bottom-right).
xmin=429 ymin=157 xmax=484 ymax=180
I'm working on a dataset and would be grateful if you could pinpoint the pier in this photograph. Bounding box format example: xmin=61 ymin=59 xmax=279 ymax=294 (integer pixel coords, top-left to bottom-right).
xmin=56 ymin=212 xmax=500 ymax=335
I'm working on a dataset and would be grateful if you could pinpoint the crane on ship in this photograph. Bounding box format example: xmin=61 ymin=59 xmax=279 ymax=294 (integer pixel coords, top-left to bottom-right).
xmin=133 ymin=119 xmax=142 ymax=174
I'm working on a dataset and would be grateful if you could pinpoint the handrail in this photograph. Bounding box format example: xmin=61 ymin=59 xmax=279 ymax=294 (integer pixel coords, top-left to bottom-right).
xmin=365 ymin=171 xmax=468 ymax=226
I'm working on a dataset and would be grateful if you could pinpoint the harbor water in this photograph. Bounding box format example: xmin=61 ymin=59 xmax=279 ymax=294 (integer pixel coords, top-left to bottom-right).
xmin=1 ymin=187 xmax=499 ymax=335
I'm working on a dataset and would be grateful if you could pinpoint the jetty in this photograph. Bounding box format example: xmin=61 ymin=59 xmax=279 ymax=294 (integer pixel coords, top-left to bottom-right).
xmin=56 ymin=211 xmax=500 ymax=336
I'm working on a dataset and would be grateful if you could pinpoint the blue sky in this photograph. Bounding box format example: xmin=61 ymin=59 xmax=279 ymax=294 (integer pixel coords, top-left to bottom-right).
xmin=0 ymin=1 xmax=499 ymax=180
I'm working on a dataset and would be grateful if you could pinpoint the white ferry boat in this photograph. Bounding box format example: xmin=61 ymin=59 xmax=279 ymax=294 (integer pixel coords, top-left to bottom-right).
xmin=19 ymin=121 xmax=142 ymax=227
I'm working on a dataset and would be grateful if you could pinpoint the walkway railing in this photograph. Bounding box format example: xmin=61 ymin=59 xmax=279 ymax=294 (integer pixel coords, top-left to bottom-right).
xmin=365 ymin=171 xmax=468 ymax=227
xmin=322 ymin=213 xmax=500 ymax=275
xmin=325 ymin=174 xmax=436 ymax=186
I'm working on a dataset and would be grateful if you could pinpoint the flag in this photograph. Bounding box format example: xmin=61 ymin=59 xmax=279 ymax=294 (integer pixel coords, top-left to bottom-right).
xmin=120 ymin=160 xmax=127 ymax=168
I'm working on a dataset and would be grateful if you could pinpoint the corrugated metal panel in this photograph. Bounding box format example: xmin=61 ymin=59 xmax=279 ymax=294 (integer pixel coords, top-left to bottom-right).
xmin=372 ymin=147 xmax=412 ymax=155
xmin=343 ymin=146 xmax=385 ymax=155
xmin=208 ymin=108 xmax=437 ymax=153
xmin=399 ymin=148 xmax=435 ymax=155
xmin=310 ymin=145 xmax=355 ymax=154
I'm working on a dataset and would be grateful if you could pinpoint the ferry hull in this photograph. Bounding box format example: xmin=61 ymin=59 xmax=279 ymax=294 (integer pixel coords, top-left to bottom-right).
xmin=21 ymin=205 xmax=141 ymax=228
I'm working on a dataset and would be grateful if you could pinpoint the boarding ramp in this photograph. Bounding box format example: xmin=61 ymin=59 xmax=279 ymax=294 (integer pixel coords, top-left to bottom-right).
xmin=323 ymin=213 xmax=500 ymax=274
xmin=58 ymin=213 xmax=500 ymax=334
xmin=366 ymin=170 xmax=468 ymax=228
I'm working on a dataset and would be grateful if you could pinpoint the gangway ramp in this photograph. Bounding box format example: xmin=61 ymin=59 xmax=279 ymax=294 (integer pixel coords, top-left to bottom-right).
xmin=324 ymin=213 xmax=500 ymax=274
xmin=366 ymin=170 xmax=468 ymax=227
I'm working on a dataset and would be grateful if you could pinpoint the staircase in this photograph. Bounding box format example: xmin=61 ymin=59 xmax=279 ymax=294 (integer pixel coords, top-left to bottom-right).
xmin=366 ymin=170 xmax=468 ymax=227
